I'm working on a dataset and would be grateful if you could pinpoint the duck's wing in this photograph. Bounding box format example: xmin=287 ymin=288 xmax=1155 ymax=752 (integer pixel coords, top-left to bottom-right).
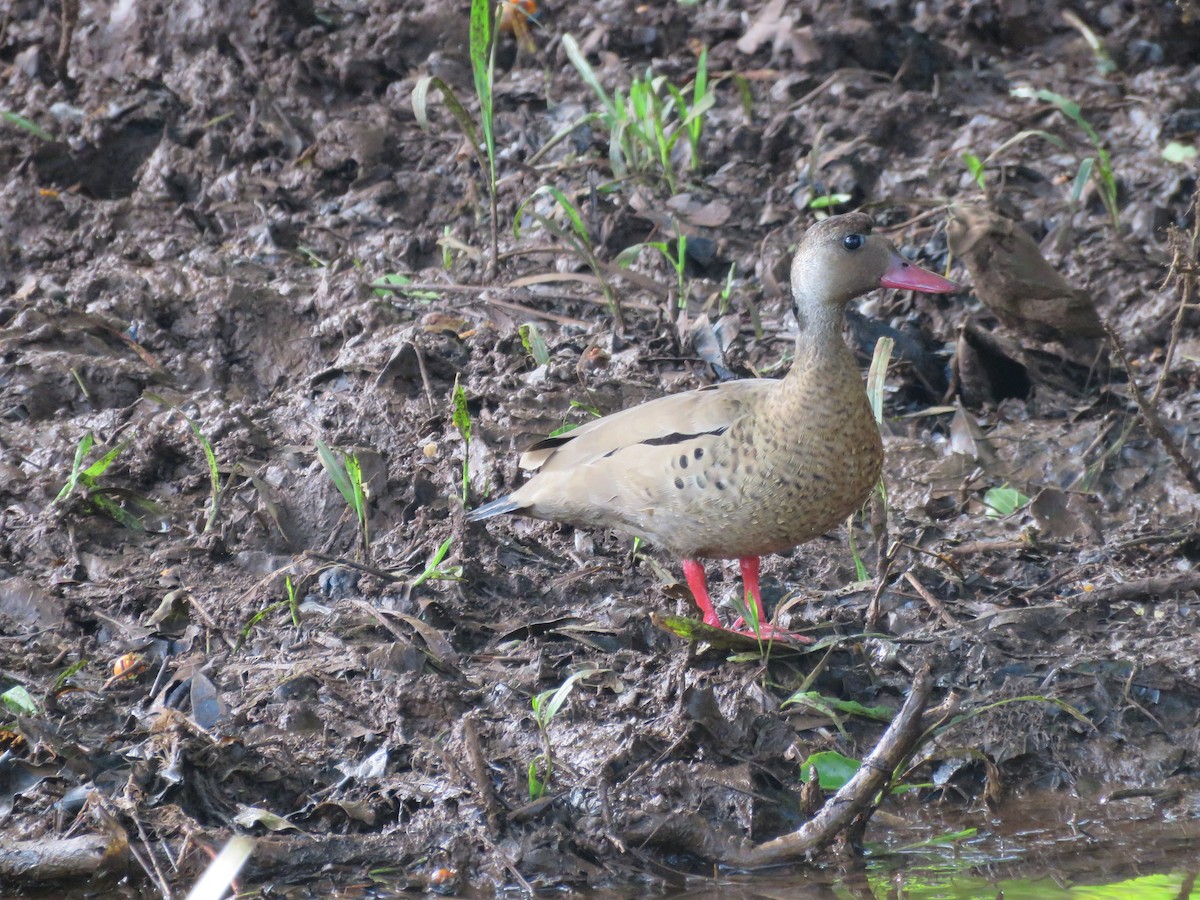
xmin=518 ymin=378 xmax=776 ymax=474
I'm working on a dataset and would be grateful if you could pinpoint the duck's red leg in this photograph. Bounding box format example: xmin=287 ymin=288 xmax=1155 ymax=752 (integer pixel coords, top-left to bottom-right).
xmin=732 ymin=556 xmax=815 ymax=644
xmin=739 ymin=556 xmax=769 ymax=624
xmin=682 ymin=558 xmax=722 ymax=628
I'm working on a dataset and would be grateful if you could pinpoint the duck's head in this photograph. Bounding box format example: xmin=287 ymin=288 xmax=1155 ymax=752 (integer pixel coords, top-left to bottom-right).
xmin=790 ymin=212 xmax=957 ymax=326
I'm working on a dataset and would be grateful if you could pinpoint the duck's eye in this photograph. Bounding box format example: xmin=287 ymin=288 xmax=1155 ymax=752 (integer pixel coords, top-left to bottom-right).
xmin=843 ymin=233 xmax=865 ymax=251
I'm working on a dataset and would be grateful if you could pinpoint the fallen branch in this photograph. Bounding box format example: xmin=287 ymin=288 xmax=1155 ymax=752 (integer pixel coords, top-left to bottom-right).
xmin=1105 ymin=321 xmax=1200 ymax=495
xmin=0 ymin=833 xmax=126 ymax=883
xmin=1083 ymin=571 xmax=1200 ymax=604
xmin=621 ymin=667 xmax=933 ymax=866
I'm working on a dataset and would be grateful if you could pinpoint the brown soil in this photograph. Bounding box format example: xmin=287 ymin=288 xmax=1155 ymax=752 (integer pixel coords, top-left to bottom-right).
xmin=2 ymin=0 xmax=1200 ymax=894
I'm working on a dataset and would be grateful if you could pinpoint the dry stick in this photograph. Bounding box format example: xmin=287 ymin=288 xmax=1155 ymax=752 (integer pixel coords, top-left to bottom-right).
xmin=1086 ymin=571 xmax=1200 ymax=604
xmin=946 ymin=538 xmax=1071 ymax=557
xmin=0 ymin=834 xmax=121 ymax=884
xmin=1151 ymin=191 xmax=1200 ymax=409
xmin=726 ymin=666 xmax=933 ymax=867
xmin=1104 ymin=321 xmax=1200 ymax=495
xmin=462 ymin=715 xmax=505 ymax=837
xmin=56 ymin=0 xmax=78 ymax=82
xmin=902 ymin=571 xmax=959 ymax=629
xmin=622 ymin=668 xmax=933 ymax=865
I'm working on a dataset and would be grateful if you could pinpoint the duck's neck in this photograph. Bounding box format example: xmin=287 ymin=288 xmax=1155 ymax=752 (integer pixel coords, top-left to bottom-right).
xmin=785 ymin=300 xmax=856 ymax=376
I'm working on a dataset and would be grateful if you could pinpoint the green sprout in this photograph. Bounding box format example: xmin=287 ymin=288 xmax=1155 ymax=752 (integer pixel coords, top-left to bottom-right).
xmin=1162 ymin=142 xmax=1197 ymax=165
xmin=2 ymin=110 xmax=53 ymax=141
xmin=515 ymin=184 xmax=626 ymax=330
xmin=982 ymin=484 xmax=1032 ymax=519
xmin=547 ymin=399 xmax=602 ymax=438
xmin=148 ymin=395 xmax=225 ymax=533
xmin=411 ymin=537 xmax=463 ymax=590
xmin=1011 ymin=86 xmax=1119 ymax=227
xmin=451 ymin=376 xmax=472 ymax=502
xmin=316 ymin=438 xmax=370 ymax=561
xmin=518 ymin=322 xmax=551 ymax=367
xmin=960 ymin=129 xmax=1067 ymax=193
xmin=2 ymin=684 xmax=39 ymax=716
xmin=561 ymin=34 xmax=715 ymax=190
xmin=238 ymin=573 xmax=301 ymax=647
xmin=624 ymin=233 xmax=688 ymax=315
xmin=717 ymin=262 xmax=737 ymax=316
xmin=528 ymin=669 xmax=597 ymax=799
xmin=809 ymin=192 xmax=853 ymax=212
xmin=412 ymin=0 xmax=500 ymax=275
xmin=52 ymin=432 xmax=161 ymax=530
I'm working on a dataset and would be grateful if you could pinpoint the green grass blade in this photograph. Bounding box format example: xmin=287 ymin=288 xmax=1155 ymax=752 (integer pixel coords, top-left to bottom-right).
xmin=315 ymin=438 xmax=355 ymax=507
xmin=539 ymin=185 xmax=588 ymax=241
xmin=451 ymin=379 xmax=471 ymax=443
xmin=1071 ymin=156 xmax=1095 ymax=205
xmin=82 ymin=439 xmax=129 ymax=481
xmin=866 ymin=337 xmax=894 ymax=424
xmin=519 ymin=322 xmax=551 ymax=366
xmin=411 ymin=75 xmax=486 ymax=174
xmin=2 ymin=111 xmax=53 ymax=141
xmin=562 ymin=34 xmax=618 ymax=121
xmin=55 ymin=432 xmax=95 ymax=503
xmin=468 ymin=0 xmax=495 ymax=175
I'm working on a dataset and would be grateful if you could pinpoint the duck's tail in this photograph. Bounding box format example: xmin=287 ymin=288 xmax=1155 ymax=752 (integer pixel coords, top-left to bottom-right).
xmin=466 ymin=495 xmax=522 ymax=522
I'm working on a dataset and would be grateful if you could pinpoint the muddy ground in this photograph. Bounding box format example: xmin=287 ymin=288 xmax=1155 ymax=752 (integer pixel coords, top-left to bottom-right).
xmin=2 ymin=0 xmax=1200 ymax=895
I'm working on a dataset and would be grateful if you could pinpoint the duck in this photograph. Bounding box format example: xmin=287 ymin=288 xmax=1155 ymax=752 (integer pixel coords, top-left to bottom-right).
xmin=469 ymin=212 xmax=957 ymax=640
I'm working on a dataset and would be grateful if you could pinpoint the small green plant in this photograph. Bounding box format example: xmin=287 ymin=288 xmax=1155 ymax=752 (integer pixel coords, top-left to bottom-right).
xmin=412 ymin=0 xmax=500 ymax=274
xmin=657 ymin=233 xmax=689 ymax=310
xmin=149 ymin=396 xmax=225 ymax=533
xmin=451 ymin=376 xmax=472 ymax=503
xmin=729 ymin=587 xmax=763 ymax=640
xmin=411 ymin=537 xmax=463 ymax=589
xmin=2 ymin=684 xmax=39 ymax=716
xmin=283 ymin=575 xmax=300 ymax=626
xmin=808 ymin=192 xmax=852 ymax=214
xmin=562 ymin=34 xmax=715 ymax=190
xmin=678 ymin=46 xmax=709 ymax=171
xmin=547 ymin=399 xmax=602 ymax=438
xmin=982 ymin=484 xmax=1032 ymax=518
xmin=369 ymin=273 xmax=441 ymax=302
xmin=622 ymin=233 xmax=689 ymax=315
xmin=1062 ymin=10 xmax=1117 ymax=76
xmin=2 ymin=110 xmax=53 ymax=141
xmin=960 ymin=129 xmax=1067 ymax=193
xmin=53 ymin=432 xmax=160 ymax=530
xmin=716 ymin=262 xmax=737 ymax=316
xmin=518 ymin=322 xmax=551 ymax=366
xmin=296 ymin=246 xmax=330 ymax=268
xmin=239 ymin=574 xmax=301 ymax=646
xmin=53 ymin=659 xmax=88 ymax=693
xmin=316 ymin=438 xmax=370 ymax=561
xmin=515 ymin=185 xmax=626 ymax=330
xmin=528 ymin=669 xmax=596 ymax=799
xmin=1163 ymin=142 xmax=1198 ymax=165
xmin=1011 ymin=86 xmax=1119 ymax=227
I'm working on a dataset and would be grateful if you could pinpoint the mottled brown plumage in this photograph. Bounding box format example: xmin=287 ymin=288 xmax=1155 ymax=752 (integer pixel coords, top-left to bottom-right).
xmin=946 ymin=205 xmax=1104 ymax=353
xmin=470 ymin=213 xmax=958 ymax=639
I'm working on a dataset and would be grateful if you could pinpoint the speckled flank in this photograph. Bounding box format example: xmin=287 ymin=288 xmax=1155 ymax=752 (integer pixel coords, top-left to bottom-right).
xmin=474 ymin=213 xmax=952 ymax=570
xmin=644 ymin=342 xmax=883 ymax=560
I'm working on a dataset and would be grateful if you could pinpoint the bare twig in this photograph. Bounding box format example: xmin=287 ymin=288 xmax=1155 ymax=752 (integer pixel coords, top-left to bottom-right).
xmin=56 ymin=0 xmax=79 ymax=83
xmin=620 ymin=667 xmax=934 ymax=866
xmin=1084 ymin=571 xmax=1200 ymax=604
xmin=1151 ymin=188 xmax=1199 ymax=408
xmin=462 ymin=715 xmax=505 ymax=836
xmin=903 ymin=571 xmax=959 ymax=629
xmin=1104 ymin=321 xmax=1200 ymax=495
